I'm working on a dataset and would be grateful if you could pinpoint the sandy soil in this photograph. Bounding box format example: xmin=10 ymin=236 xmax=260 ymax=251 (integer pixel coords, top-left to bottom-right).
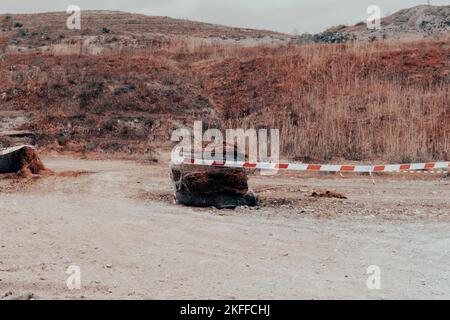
xmin=0 ymin=154 xmax=449 ymax=300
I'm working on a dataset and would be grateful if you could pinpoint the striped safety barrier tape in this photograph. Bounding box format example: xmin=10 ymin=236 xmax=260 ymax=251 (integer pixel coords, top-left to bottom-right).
xmin=182 ymin=158 xmax=450 ymax=174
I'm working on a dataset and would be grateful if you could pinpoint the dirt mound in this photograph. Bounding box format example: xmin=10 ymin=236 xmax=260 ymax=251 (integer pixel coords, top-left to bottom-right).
xmin=311 ymin=190 xmax=348 ymax=199
xmin=0 ymin=146 xmax=46 ymax=176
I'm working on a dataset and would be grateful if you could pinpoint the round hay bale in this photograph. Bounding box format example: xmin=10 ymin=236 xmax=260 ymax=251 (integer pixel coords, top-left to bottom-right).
xmin=0 ymin=146 xmax=46 ymax=176
xmin=170 ymin=143 xmax=257 ymax=209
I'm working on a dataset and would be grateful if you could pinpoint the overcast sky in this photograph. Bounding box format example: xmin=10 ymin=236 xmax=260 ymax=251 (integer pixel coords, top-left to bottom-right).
xmin=1 ymin=0 xmax=449 ymax=33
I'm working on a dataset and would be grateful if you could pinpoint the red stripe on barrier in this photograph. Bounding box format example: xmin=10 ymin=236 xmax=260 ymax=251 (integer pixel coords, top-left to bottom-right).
xmin=276 ymin=164 xmax=289 ymax=169
xmin=243 ymin=163 xmax=257 ymax=168
xmin=400 ymin=164 xmax=411 ymax=170
xmin=425 ymin=163 xmax=435 ymax=169
xmin=374 ymin=166 xmax=385 ymax=172
xmin=341 ymin=166 xmax=356 ymax=171
xmin=212 ymin=161 xmax=225 ymax=166
xmin=307 ymin=165 xmax=322 ymax=171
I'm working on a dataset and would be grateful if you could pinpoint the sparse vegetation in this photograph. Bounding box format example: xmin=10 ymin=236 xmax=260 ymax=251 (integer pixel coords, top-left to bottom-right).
xmin=1 ymin=37 xmax=448 ymax=162
xmin=190 ymin=40 xmax=449 ymax=162
xmin=325 ymin=24 xmax=347 ymax=32
xmin=0 ymin=10 xmax=448 ymax=162
xmin=18 ymin=29 xmax=28 ymax=37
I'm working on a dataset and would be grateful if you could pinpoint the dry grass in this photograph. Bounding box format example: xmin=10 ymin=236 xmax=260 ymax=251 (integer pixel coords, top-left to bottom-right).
xmin=1 ymin=36 xmax=448 ymax=162
xmin=175 ymin=38 xmax=449 ymax=162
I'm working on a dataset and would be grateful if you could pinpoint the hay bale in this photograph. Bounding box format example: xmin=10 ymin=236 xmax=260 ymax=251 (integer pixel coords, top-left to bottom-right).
xmin=170 ymin=143 xmax=257 ymax=209
xmin=0 ymin=145 xmax=46 ymax=176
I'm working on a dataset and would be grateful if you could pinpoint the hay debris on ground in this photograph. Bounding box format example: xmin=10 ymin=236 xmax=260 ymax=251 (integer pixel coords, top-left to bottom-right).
xmin=311 ymin=190 xmax=348 ymax=199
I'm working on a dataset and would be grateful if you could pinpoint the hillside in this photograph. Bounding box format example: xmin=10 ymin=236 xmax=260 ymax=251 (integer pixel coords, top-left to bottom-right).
xmin=0 ymin=11 xmax=292 ymax=54
xmin=0 ymin=9 xmax=449 ymax=162
xmin=298 ymin=5 xmax=450 ymax=43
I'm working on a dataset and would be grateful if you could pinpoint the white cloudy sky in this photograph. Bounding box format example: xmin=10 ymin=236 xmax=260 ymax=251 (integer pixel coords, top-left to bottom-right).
xmin=1 ymin=0 xmax=449 ymax=33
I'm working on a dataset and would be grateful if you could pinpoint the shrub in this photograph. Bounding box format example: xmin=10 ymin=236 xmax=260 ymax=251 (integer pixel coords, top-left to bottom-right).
xmin=18 ymin=29 xmax=28 ymax=37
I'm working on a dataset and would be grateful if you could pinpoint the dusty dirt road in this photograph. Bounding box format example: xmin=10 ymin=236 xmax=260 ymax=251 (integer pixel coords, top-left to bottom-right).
xmin=1 ymin=154 xmax=449 ymax=300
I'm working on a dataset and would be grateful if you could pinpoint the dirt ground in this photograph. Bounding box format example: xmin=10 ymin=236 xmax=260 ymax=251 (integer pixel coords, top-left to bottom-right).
xmin=0 ymin=153 xmax=449 ymax=300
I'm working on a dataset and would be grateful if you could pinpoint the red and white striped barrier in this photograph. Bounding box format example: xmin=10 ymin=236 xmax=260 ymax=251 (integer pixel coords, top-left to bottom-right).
xmin=183 ymin=158 xmax=450 ymax=173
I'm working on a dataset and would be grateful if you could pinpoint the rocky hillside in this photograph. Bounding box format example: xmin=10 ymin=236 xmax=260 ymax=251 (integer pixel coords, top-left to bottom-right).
xmin=0 ymin=11 xmax=292 ymax=54
xmin=298 ymin=5 xmax=450 ymax=43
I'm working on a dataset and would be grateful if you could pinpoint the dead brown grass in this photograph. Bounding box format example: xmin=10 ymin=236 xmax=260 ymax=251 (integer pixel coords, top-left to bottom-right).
xmin=1 ymin=36 xmax=448 ymax=162
xmin=183 ymin=39 xmax=449 ymax=162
